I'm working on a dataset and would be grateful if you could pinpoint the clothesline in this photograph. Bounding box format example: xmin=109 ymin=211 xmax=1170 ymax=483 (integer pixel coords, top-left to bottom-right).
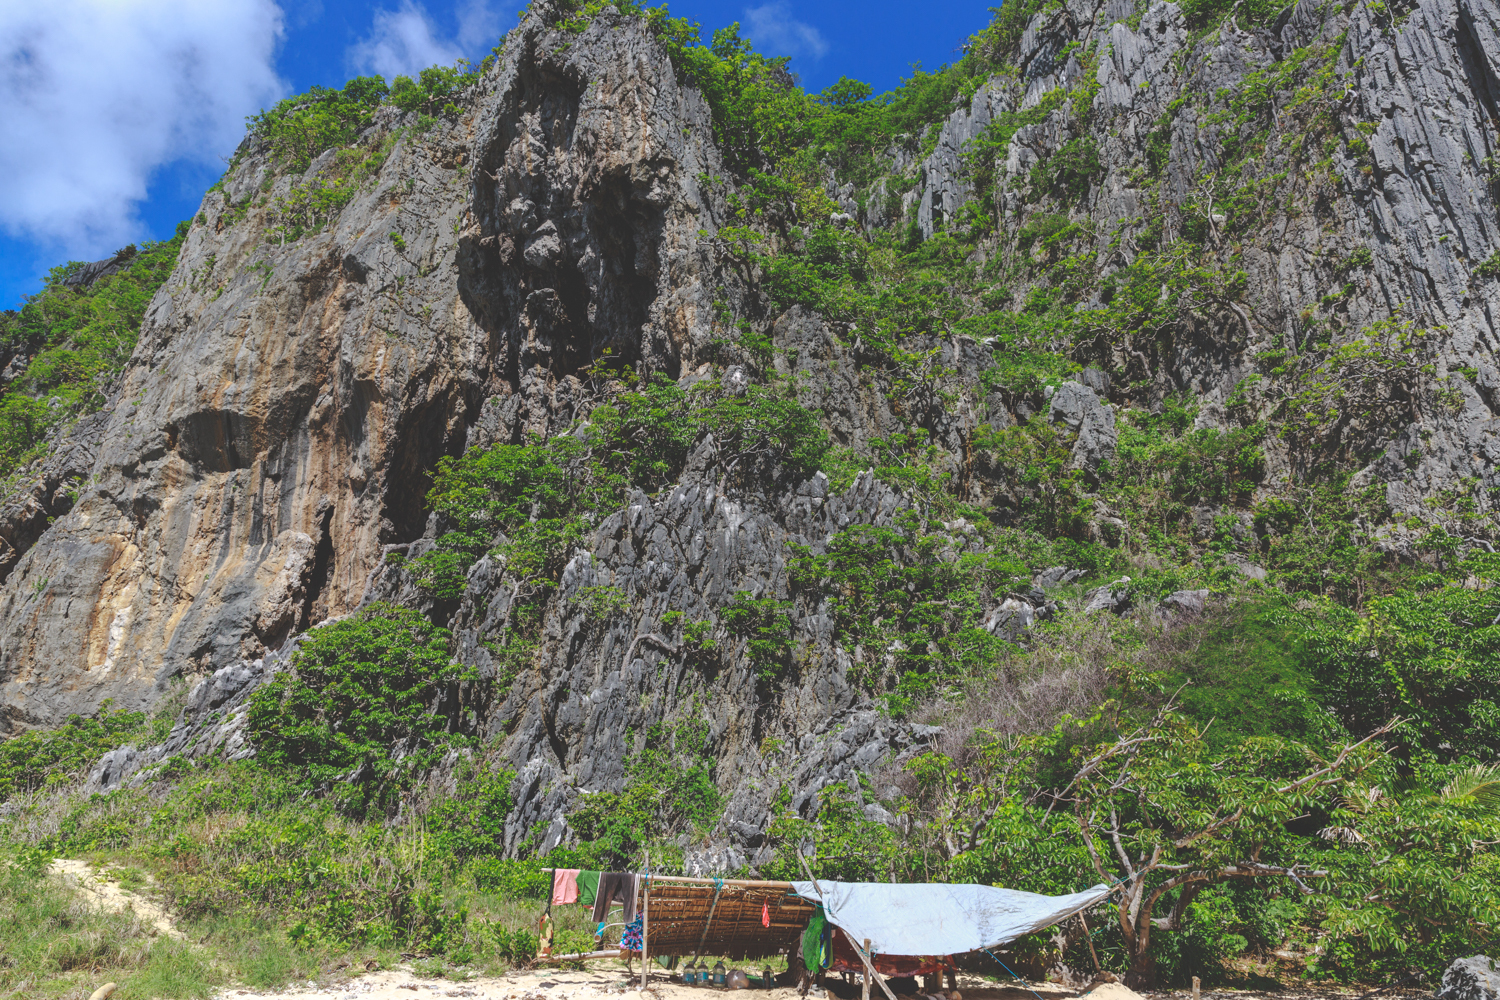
xmin=542 ymin=868 xmax=796 ymax=890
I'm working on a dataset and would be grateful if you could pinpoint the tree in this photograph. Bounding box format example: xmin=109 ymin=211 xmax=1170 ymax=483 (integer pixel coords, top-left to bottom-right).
xmin=1315 ymin=763 xmax=1500 ymax=975
xmin=1056 ymin=715 xmax=1394 ymax=987
xmin=246 ymin=603 xmax=478 ymax=804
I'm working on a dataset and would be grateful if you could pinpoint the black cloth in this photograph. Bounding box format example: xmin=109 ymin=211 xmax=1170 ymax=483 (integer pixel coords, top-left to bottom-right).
xmin=591 ymin=871 xmax=638 ymax=923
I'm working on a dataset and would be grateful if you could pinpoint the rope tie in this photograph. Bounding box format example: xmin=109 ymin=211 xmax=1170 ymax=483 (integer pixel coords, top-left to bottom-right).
xmin=982 ymin=949 xmax=1049 ymax=1000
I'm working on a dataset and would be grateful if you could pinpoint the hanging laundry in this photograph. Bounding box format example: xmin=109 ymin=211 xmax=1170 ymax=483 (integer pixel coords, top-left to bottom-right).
xmin=539 ymin=912 xmax=555 ymax=955
xmin=619 ymin=914 xmax=643 ymax=952
xmin=802 ymin=906 xmax=831 ymax=971
xmin=591 ymin=871 xmax=639 ymax=923
xmin=551 ymin=868 xmax=580 ymax=905
xmin=762 ymin=902 xmax=770 ymax=928
xmin=576 ymin=869 xmax=601 ymax=907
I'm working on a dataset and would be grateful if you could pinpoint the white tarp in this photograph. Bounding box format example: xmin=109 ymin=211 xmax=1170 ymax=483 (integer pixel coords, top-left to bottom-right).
xmin=790 ymin=880 xmax=1111 ymax=957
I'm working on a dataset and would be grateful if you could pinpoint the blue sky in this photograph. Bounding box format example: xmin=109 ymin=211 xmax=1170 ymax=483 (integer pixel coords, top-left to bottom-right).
xmin=0 ymin=0 xmax=993 ymax=310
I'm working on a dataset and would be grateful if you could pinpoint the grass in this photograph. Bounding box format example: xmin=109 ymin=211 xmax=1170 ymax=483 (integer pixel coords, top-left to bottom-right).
xmin=0 ymin=853 xmax=195 ymax=1000
xmin=1 ymin=819 xmax=788 ymax=999
xmin=0 ymin=777 xmax=606 ymax=997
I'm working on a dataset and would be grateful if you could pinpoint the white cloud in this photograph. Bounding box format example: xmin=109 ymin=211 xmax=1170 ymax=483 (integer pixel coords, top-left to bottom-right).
xmin=743 ymin=2 xmax=828 ymax=61
xmin=347 ymin=1 xmax=509 ymax=82
xmin=0 ymin=0 xmax=286 ymax=259
xmin=455 ymin=0 xmax=504 ymax=51
xmin=348 ymin=2 xmax=462 ymax=81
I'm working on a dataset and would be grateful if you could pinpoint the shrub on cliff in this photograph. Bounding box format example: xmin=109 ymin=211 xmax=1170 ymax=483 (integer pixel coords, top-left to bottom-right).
xmin=0 ymin=707 xmax=162 ymax=805
xmin=246 ymin=603 xmax=479 ymax=804
xmin=0 ymin=226 xmax=187 ymax=478
xmin=246 ymin=76 xmax=389 ymax=169
xmin=409 ymin=372 xmax=827 ymax=600
xmin=570 ymin=720 xmax=723 ymax=865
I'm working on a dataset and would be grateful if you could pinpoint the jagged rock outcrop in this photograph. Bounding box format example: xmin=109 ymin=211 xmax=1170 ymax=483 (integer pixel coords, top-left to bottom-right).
xmin=1160 ymin=588 xmax=1209 ymax=614
xmin=1048 ymin=381 xmax=1117 ymax=476
xmin=905 ymin=0 xmax=1500 ymax=513
xmin=1437 ymin=956 xmax=1500 ymax=1000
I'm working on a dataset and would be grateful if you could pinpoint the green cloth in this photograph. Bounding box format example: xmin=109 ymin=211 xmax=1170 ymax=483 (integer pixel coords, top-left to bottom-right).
xmin=576 ymin=869 xmax=601 ymax=907
xmin=802 ymin=906 xmax=829 ymax=971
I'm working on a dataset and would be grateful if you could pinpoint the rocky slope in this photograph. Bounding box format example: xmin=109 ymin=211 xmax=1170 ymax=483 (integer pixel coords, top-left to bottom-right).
xmin=4 ymin=0 xmax=1500 ymax=857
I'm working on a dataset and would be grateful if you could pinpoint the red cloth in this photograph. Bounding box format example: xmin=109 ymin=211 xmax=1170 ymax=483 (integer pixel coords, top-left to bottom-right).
xmin=551 ymin=868 xmax=580 ymax=905
xmin=762 ymin=902 xmax=771 ymax=927
xmin=830 ymin=929 xmax=951 ymax=977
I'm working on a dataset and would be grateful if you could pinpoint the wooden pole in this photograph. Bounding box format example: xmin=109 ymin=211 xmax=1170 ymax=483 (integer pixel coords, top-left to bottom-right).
xmin=536 ymin=950 xmax=630 ymax=964
xmin=1078 ymin=912 xmax=1101 ymax=974
xmin=861 ymin=940 xmax=871 ymax=1000
xmin=841 ymin=929 xmax=898 ymax=1000
xmin=795 ymin=849 xmax=897 ymax=1000
xmin=688 ymin=881 xmax=726 ymax=971
xmin=641 ymin=853 xmax=651 ymax=992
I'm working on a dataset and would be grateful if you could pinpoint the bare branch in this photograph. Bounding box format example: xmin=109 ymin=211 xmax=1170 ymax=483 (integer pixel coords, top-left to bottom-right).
xmin=1275 ymin=720 xmax=1397 ymax=795
xmin=1107 ymin=809 xmax=1138 ymax=879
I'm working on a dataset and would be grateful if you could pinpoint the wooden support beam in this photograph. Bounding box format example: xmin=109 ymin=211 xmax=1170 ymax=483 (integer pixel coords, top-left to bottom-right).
xmin=535 ymin=950 xmax=627 ymax=964
xmin=641 ymin=852 xmax=650 ymax=992
xmin=795 ymin=849 xmax=897 ymax=1000
xmin=842 ymin=930 xmax=898 ymax=1000
xmin=688 ymin=881 xmax=726 ymax=970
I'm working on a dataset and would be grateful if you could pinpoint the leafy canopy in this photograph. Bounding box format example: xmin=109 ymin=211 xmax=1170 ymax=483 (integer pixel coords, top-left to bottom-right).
xmin=246 ymin=603 xmax=478 ymax=802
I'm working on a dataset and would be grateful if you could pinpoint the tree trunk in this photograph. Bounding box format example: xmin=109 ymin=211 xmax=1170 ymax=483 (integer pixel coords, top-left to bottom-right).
xmin=1124 ymin=949 xmax=1157 ymax=990
xmin=1122 ymin=902 xmax=1157 ymax=990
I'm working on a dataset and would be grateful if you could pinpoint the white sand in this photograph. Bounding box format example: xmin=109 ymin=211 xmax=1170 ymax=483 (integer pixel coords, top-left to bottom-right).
xmin=50 ymin=857 xmax=186 ymax=940
xmin=1076 ymin=984 xmax=1148 ymax=1000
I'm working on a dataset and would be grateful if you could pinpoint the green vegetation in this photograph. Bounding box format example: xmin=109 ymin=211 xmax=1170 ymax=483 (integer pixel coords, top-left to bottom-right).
xmin=246 ymin=603 xmax=477 ymax=811
xmin=0 ymin=228 xmax=187 ymax=480
xmin=246 ymin=77 xmax=390 ymax=169
xmin=571 ymin=721 xmax=724 ymax=863
xmin=790 ymin=513 xmax=1016 ymax=706
xmin=410 ymin=373 xmax=825 ymax=601
xmin=3 ymin=0 xmax=1497 ymax=991
xmin=0 ymin=708 xmax=168 ymax=804
xmin=246 ymin=65 xmax=475 ymax=170
xmin=0 ymin=849 xmax=220 ymax=1000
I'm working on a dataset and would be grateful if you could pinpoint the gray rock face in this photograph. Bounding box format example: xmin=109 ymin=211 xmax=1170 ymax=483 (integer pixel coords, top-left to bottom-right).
xmin=984 ymin=598 xmax=1037 ymax=641
xmin=1437 ymin=957 xmax=1500 ymax=1000
xmin=86 ymin=745 xmax=141 ymax=792
xmin=902 ymin=0 xmax=1500 ymax=521
xmin=1048 ymin=381 xmax=1118 ymax=477
xmin=1034 ymin=566 xmax=1084 ymax=590
xmin=915 ymin=79 xmax=1021 ymax=238
xmin=0 ymin=6 xmax=733 ymax=730
xmin=1161 ymin=589 xmax=1210 ymax=614
xmin=62 ymin=251 xmax=136 ymax=289
xmin=1084 ymin=577 xmax=1133 ymax=615
xmin=365 ymin=464 xmax=955 ymax=851
xmin=0 ymin=411 xmax=107 ymax=587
